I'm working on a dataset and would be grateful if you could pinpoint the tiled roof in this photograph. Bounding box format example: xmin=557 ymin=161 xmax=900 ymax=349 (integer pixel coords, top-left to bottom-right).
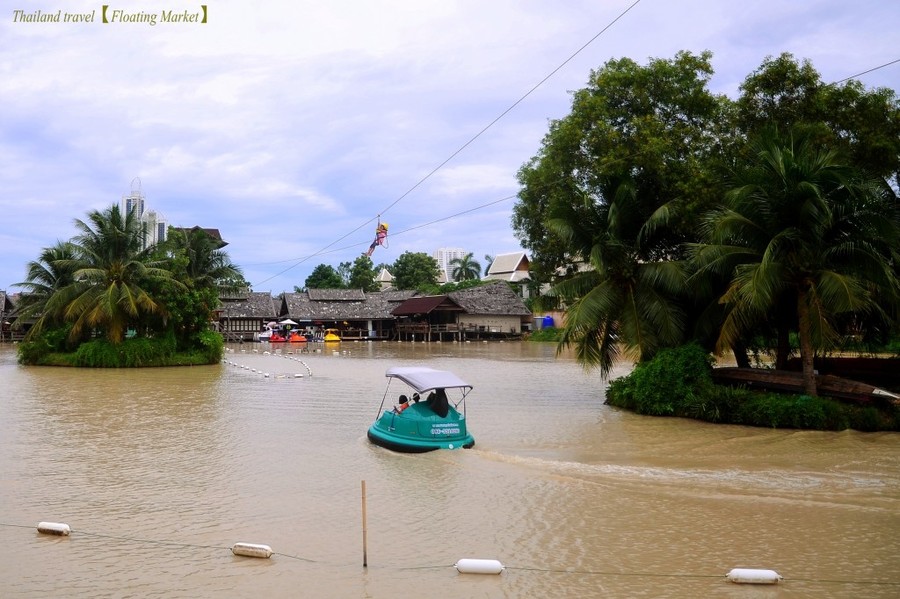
xmin=448 ymin=280 xmax=531 ymax=316
xmin=282 ymin=289 xmax=418 ymax=320
xmin=308 ymin=288 xmax=366 ymax=301
xmin=218 ymin=291 xmax=277 ymax=318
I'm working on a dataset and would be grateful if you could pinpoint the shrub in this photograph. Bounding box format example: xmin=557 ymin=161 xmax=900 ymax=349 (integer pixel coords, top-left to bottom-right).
xmin=606 ymin=343 xmax=714 ymax=416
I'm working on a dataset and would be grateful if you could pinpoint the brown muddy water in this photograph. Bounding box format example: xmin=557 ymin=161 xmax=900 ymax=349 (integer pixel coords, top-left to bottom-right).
xmin=1 ymin=341 xmax=898 ymax=598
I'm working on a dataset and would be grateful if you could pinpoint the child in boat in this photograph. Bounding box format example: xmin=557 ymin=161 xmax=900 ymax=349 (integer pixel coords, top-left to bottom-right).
xmin=395 ymin=394 xmax=410 ymax=413
xmin=364 ymin=223 xmax=388 ymax=257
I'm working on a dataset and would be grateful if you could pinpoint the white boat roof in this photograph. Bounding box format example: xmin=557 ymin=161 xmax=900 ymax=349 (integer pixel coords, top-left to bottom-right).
xmin=385 ymin=367 xmax=472 ymax=392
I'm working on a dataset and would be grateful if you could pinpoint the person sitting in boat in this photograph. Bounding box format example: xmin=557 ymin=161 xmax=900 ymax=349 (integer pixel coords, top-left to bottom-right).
xmin=426 ymin=388 xmax=449 ymax=418
xmin=394 ymin=395 xmax=410 ymax=413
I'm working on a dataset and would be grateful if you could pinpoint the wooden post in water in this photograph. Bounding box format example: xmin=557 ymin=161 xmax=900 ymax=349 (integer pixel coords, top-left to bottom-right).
xmin=361 ymin=480 xmax=368 ymax=568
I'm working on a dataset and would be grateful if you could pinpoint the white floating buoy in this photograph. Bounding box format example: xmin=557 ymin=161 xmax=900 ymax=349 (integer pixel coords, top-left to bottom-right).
xmin=232 ymin=542 xmax=273 ymax=558
xmin=455 ymin=558 xmax=504 ymax=574
xmin=37 ymin=522 xmax=71 ymax=536
xmin=725 ymin=568 xmax=782 ymax=584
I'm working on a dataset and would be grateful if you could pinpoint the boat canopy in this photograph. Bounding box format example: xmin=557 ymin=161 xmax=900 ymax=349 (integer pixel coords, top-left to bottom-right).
xmin=385 ymin=367 xmax=473 ymax=393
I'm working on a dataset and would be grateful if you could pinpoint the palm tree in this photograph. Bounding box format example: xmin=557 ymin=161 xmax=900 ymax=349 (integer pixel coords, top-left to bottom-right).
xmin=483 ymin=254 xmax=494 ymax=276
xmin=166 ymin=227 xmax=243 ymax=293
xmin=13 ymin=241 xmax=77 ymax=333
xmin=549 ymin=177 xmax=688 ymax=378
xmin=449 ymin=253 xmax=481 ymax=282
xmin=49 ymin=204 xmax=181 ymax=344
xmin=689 ymin=130 xmax=900 ymax=395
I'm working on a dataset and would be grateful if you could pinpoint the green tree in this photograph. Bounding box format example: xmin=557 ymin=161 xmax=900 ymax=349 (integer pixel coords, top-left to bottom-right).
xmin=391 ymin=251 xmax=440 ymax=291
xmin=448 ymin=252 xmax=481 ymax=282
xmin=513 ymin=51 xmax=727 ymax=290
xmin=304 ymin=264 xmax=344 ymax=289
xmin=349 ymin=256 xmax=380 ymax=292
xmin=13 ymin=241 xmax=77 ymax=332
xmin=163 ymin=227 xmax=244 ymax=294
xmin=45 ymin=204 xmax=181 ymax=344
xmin=336 ymin=261 xmax=352 ymax=287
xmin=514 ymin=51 xmax=724 ymax=374
xmin=689 ymin=129 xmax=900 ymax=396
xmin=736 ymin=53 xmax=900 ymax=189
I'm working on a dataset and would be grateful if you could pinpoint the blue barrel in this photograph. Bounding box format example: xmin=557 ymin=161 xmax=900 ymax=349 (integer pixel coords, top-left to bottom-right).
xmin=542 ymin=315 xmax=554 ymax=328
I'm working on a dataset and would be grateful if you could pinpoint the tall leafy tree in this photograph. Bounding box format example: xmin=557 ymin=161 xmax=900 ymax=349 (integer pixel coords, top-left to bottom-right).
xmin=736 ymin=53 xmax=900 ymax=189
xmin=391 ymin=251 xmax=440 ymax=291
xmin=448 ymin=252 xmax=481 ymax=282
xmin=303 ymin=264 xmax=344 ymax=289
xmin=689 ymin=130 xmax=900 ymax=395
xmin=349 ymin=256 xmax=380 ymax=292
xmin=45 ymin=204 xmax=180 ymax=344
xmin=513 ymin=51 xmax=725 ymax=374
xmin=514 ymin=51 xmax=727 ymax=289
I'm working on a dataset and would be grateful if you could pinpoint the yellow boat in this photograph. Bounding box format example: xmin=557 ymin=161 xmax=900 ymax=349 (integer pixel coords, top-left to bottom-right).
xmin=323 ymin=328 xmax=341 ymax=342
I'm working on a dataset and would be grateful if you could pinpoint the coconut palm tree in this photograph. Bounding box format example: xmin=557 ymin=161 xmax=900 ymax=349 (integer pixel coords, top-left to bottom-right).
xmin=165 ymin=226 xmax=243 ymax=293
xmin=13 ymin=241 xmax=78 ymax=333
xmin=483 ymin=254 xmax=494 ymax=276
xmin=689 ymin=130 xmax=900 ymax=395
xmin=50 ymin=204 xmax=181 ymax=344
xmin=549 ymin=176 xmax=689 ymax=377
xmin=449 ymin=253 xmax=481 ymax=282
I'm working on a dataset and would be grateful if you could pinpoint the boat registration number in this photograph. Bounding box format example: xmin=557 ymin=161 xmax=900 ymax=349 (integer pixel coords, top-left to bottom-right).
xmin=431 ymin=424 xmax=460 ymax=436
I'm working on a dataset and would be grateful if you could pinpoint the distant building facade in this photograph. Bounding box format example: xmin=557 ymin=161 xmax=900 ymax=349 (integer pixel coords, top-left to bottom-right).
xmin=433 ymin=247 xmax=468 ymax=281
xmin=121 ymin=177 xmax=167 ymax=249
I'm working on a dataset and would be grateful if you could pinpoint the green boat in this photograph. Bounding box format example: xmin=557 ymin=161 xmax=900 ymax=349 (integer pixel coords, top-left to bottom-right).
xmin=367 ymin=366 xmax=476 ymax=453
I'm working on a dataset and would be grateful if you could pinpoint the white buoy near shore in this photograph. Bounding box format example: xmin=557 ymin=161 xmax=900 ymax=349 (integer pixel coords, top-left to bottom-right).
xmin=37 ymin=522 xmax=70 ymax=536
xmin=231 ymin=543 xmax=273 ymax=558
xmin=725 ymin=568 xmax=782 ymax=584
xmin=455 ymin=558 xmax=504 ymax=574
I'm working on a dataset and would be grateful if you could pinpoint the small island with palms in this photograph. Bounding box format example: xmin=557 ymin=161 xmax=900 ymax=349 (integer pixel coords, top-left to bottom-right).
xmin=15 ymin=204 xmax=244 ymax=367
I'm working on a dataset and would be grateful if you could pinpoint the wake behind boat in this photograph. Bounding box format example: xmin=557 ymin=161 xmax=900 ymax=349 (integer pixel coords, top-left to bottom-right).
xmin=367 ymin=366 xmax=475 ymax=453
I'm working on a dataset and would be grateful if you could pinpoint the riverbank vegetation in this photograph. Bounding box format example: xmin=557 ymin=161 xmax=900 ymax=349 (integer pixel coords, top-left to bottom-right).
xmin=513 ymin=51 xmax=900 ymax=410
xmin=14 ymin=205 xmax=241 ymax=367
xmin=605 ymin=345 xmax=899 ymax=432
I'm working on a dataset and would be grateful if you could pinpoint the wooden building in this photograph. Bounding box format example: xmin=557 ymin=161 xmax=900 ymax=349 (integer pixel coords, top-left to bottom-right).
xmin=216 ymin=291 xmax=278 ymax=342
xmin=279 ymin=288 xmax=417 ymax=340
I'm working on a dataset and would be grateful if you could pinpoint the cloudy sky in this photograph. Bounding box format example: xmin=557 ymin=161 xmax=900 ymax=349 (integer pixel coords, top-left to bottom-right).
xmin=2 ymin=0 xmax=898 ymax=294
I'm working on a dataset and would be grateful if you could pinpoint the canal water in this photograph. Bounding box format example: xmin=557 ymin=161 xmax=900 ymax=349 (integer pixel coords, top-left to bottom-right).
xmin=1 ymin=341 xmax=898 ymax=598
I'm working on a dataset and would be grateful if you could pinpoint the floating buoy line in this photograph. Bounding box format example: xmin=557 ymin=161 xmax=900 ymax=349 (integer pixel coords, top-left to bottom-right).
xmin=222 ymin=347 xmax=314 ymax=378
xmin=4 ymin=521 xmax=900 ymax=589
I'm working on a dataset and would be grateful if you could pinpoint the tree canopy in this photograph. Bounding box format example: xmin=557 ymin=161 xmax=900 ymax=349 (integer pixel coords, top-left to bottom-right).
xmin=391 ymin=251 xmax=441 ymax=291
xmin=513 ymin=51 xmax=900 ymax=388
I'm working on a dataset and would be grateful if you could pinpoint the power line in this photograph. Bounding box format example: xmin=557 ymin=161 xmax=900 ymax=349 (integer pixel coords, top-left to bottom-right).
xmin=251 ymin=1 xmax=644 ymax=287
xmin=246 ymin=195 xmax=516 ymax=267
xmin=833 ymin=57 xmax=900 ymax=84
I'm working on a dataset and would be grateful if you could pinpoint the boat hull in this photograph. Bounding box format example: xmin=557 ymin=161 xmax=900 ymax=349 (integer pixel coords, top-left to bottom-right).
xmin=367 ymin=403 xmax=474 ymax=453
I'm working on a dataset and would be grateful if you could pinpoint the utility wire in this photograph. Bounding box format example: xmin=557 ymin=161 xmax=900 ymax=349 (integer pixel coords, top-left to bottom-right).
xmin=252 ymin=1 xmax=644 ymax=286
xmin=833 ymin=57 xmax=900 ymax=84
xmin=244 ymin=195 xmax=516 ymax=266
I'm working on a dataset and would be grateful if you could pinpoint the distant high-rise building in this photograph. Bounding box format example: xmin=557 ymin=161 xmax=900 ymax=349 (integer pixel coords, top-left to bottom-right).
xmin=122 ymin=177 xmax=145 ymax=218
xmin=433 ymin=247 xmax=467 ymax=280
xmin=121 ymin=178 xmax=167 ymax=249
